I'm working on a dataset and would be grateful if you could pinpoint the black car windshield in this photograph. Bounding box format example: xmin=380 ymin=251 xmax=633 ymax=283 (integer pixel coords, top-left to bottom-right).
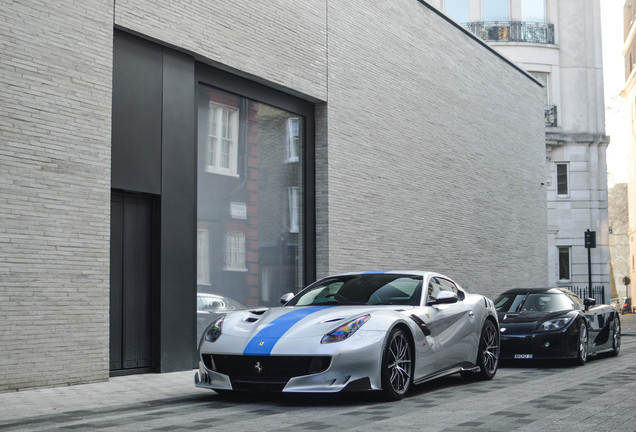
xmin=286 ymin=274 xmax=423 ymax=306
xmin=495 ymin=292 xmax=576 ymax=313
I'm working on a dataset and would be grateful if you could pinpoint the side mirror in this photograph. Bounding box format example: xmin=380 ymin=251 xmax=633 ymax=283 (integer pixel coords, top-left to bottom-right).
xmin=584 ymin=298 xmax=596 ymax=309
xmin=429 ymin=290 xmax=458 ymax=305
xmin=280 ymin=292 xmax=294 ymax=305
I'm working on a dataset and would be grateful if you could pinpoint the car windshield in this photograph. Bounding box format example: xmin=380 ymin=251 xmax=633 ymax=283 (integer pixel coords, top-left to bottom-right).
xmin=286 ymin=274 xmax=423 ymax=306
xmin=494 ymin=292 xmax=575 ymax=313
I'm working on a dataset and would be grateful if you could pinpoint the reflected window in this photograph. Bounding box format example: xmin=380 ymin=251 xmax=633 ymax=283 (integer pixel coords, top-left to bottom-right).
xmin=444 ymin=0 xmax=469 ymax=23
xmin=482 ymin=0 xmax=509 ymax=21
xmin=224 ymin=232 xmax=246 ymax=271
xmin=206 ymin=102 xmax=239 ymax=176
xmin=197 ymin=228 xmax=210 ymax=285
xmin=286 ymin=117 xmax=300 ymax=163
xmin=521 ymin=0 xmax=545 ymax=22
xmin=288 ymin=186 xmax=299 ymax=233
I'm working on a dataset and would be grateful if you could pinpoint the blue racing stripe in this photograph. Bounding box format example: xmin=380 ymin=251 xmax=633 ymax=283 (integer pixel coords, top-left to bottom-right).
xmin=243 ymin=306 xmax=330 ymax=356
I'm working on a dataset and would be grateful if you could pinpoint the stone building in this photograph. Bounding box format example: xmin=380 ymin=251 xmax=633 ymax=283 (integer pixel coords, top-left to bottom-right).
xmin=0 ymin=1 xmax=547 ymax=391
xmin=426 ymin=0 xmax=611 ymax=300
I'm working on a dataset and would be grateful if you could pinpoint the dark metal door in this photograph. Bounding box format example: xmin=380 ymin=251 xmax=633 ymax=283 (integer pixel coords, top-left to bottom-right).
xmin=110 ymin=192 xmax=155 ymax=373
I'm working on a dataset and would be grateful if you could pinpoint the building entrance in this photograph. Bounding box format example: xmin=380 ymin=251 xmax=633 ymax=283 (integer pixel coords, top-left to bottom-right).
xmin=109 ymin=191 xmax=157 ymax=374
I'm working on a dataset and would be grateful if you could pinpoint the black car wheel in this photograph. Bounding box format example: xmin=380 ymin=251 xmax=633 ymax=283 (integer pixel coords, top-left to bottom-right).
xmin=611 ymin=316 xmax=621 ymax=356
xmin=381 ymin=328 xmax=413 ymax=401
xmin=574 ymin=323 xmax=588 ymax=366
xmin=463 ymin=320 xmax=499 ymax=380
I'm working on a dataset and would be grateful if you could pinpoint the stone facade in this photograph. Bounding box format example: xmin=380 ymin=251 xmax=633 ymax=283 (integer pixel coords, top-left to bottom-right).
xmin=0 ymin=0 xmax=547 ymax=391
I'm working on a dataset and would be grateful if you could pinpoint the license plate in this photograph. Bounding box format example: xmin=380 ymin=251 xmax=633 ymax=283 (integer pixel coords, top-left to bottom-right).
xmin=514 ymin=354 xmax=533 ymax=359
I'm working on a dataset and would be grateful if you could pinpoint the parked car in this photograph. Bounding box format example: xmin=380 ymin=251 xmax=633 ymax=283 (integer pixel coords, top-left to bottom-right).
xmin=197 ymin=293 xmax=245 ymax=342
xmin=622 ymin=297 xmax=632 ymax=314
xmin=195 ymin=271 xmax=499 ymax=400
xmin=495 ymin=288 xmax=620 ymax=364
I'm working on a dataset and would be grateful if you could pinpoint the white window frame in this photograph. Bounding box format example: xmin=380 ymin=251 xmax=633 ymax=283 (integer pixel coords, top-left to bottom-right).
xmin=197 ymin=228 xmax=211 ymax=285
xmin=224 ymin=231 xmax=247 ymax=271
xmin=206 ymin=101 xmax=239 ymax=176
xmin=285 ymin=117 xmax=300 ymax=163
xmin=288 ymin=186 xmax=299 ymax=234
xmin=556 ymin=163 xmax=569 ymax=197
xmin=558 ymin=246 xmax=571 ymax=282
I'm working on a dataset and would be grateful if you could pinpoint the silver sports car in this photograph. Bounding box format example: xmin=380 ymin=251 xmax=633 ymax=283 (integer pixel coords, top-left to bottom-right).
xmin=195 ymin=271 xmax=499 ymax=400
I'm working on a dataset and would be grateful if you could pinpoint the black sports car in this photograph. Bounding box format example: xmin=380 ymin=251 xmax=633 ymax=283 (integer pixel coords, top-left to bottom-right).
xmin=494 ymin=288 xmax=620 ymax=364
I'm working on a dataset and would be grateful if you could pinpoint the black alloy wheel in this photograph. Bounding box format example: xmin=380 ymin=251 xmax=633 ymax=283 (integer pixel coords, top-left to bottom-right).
xmin=574 ymin=323 xmax=588 ymax=366
xmin=381 ymin=328 xmax=413 ymax=401
xmin=611 ymin=316 xmax=621 ymax=356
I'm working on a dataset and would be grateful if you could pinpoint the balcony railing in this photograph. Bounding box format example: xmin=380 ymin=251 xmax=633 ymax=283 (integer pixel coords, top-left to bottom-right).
xmin=544 ymin=105 xmax=557 ymax=127
xmin=464 ymin=21 xmax=555 ymax=44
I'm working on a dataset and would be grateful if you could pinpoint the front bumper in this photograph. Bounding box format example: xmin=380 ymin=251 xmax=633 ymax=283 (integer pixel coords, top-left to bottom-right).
xmin=195 ymin=335 xmax=383 ymax=393
xmin=500 ymin=326 xmax=579 ymax=360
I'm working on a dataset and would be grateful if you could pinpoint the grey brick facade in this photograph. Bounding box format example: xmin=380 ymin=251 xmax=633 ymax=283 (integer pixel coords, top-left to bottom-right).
xmin=1 ymin=0 xmax=547 ymax=391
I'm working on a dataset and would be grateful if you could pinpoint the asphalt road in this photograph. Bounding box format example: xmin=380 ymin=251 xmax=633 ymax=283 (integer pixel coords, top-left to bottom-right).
xmin=1 ymin=314 xmax=635 ymax=432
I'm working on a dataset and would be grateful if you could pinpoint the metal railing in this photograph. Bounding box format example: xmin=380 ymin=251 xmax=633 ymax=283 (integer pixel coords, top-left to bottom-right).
xmin=544 ymin=105 xmax=557 ymax=127
xmin=569 ymin=285 xmax=606 ymax=305
xmin=464 ymin=21 xmax=555 ymax=45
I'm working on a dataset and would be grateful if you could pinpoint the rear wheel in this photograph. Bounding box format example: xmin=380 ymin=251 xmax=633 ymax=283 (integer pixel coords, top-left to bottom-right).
xmin=574 ymin=323 xmax=588 ymax=366
xmin=611 ymin=316 xmax=621 ymax=356
xmin=380 ymin=328 xmax=413 ymax=401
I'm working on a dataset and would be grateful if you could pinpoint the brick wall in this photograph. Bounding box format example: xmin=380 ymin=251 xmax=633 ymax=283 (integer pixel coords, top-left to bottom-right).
xmin=321 ymin=2 xmax=548 ymax=297
xmin=0 ymin=1 xmax=113 ymax=391
xmin=0 ymin=0 xmax=548 ymax=391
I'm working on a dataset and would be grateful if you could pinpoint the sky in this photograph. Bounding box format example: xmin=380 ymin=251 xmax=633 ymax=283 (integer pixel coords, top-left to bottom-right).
xmin=601 ymin=0 xmax=630 ymax=187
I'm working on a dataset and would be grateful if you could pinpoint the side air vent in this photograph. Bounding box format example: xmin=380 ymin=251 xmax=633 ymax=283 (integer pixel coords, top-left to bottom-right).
xmin=249 ymin=309 xmax=267 ymax=315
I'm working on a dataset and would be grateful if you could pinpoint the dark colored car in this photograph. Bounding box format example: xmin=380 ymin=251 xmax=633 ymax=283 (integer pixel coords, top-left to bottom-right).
xmin=622 ymin=297 xmax=632 ymax=314
xmin=494 ymin=288 xmax=620 ymax=365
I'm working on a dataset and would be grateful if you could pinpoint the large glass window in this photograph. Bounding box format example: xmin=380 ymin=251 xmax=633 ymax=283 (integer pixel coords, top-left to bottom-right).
xmin=197 ymin=85 xmax=305 ymax=308
xmin=482 ymin=0 xmax=509 ymax=21
xmin=521 ymin=0 xmax=545 ymax=23
xmin=444 ymin=0 xmax=470 ymax=23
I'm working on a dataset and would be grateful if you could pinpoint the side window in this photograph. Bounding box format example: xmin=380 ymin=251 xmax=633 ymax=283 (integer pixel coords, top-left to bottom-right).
xmin=438 ymin=278 xmax=458 ymax=294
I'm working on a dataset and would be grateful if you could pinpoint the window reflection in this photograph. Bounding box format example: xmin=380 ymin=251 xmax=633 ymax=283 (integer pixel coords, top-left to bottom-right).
xmin=197 ymin=85 xmax=304 ymax=307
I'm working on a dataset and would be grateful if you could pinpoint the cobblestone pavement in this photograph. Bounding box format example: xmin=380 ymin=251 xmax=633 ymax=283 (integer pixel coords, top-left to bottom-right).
xmin=1 ymin=314 xmax=635 ymax=432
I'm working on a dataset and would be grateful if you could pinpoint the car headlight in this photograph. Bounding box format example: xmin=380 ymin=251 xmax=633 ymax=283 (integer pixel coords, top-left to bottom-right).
xmin=321 ymin=314 xmax=370 ymax=344
xmin=204 ymin=315 xmax=225 ymax=342
xmin=536 ymin=317 xmax=571 ymax=332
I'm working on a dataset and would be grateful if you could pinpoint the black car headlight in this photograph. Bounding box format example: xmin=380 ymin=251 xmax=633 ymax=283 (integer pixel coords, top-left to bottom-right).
xmin=536 ymin=317 xmax=571 ymax=332
xmin=321 ymin=314 xmax=370 ymax=344
xmin=204 ymin=315 xmax=225 ymax=342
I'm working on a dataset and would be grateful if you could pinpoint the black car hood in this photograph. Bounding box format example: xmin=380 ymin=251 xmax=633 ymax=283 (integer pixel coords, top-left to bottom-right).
xmin=497 ymin=311 xmax=572 ymax=334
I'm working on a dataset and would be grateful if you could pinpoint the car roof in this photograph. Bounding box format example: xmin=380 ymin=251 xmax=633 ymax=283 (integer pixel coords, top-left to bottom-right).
xmin=326 ymin=270 xmax=437 ymax=278
xmin=498 ymin=287 xmax=567 ymax=295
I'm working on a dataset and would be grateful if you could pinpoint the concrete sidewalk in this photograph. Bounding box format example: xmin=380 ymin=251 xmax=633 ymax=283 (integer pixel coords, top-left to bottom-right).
xmin=1 ymin=313 xmax=635 ymax=431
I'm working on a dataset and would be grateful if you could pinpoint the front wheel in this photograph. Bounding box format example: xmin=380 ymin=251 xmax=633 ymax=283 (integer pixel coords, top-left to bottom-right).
xmin=574 ymin=323 xmax=588 ymax=366
xmin=464 ymin=319 xmax=499 ymax=380
xmin=611 ymin=316 xmax=621 ymax=357
xmin=380 ymin=328 xmax=413 ymax=401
